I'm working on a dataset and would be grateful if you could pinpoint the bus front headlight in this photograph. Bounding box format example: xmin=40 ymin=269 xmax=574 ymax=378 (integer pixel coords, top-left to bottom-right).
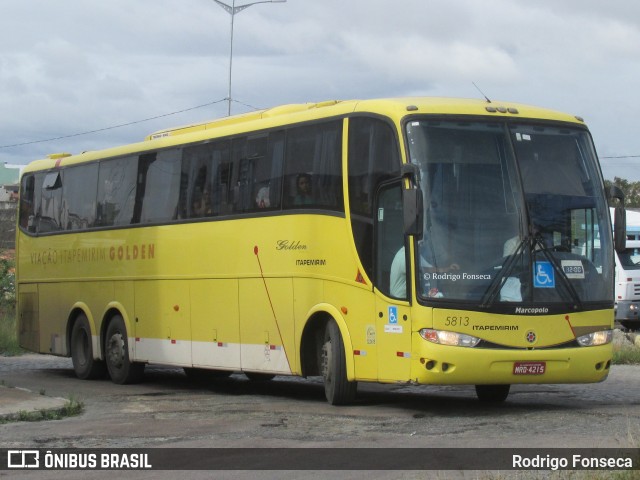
xmin=576 ymin=330 xmax=613 ymax=347
xmin=419 ymin=329 xmax=481 ymax=348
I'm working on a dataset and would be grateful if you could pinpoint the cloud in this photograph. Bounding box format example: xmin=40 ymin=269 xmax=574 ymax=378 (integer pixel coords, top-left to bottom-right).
xmin=342 ymin=32 xmax=519 ymax=89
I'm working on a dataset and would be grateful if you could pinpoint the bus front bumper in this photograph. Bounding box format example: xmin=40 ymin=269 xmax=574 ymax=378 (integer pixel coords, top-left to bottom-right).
xmin=615 ymin=300 xmax=640 ymax=330
xmin=410 ymin=341 xmax=612 ymax=385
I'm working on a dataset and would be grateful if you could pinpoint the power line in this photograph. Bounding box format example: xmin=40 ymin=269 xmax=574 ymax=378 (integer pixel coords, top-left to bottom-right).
xmin=601 ymin=155 xmax=640 ymax=159
xmin=0 ymin=98 xmax=230 ymax=150
xmin=230 ymin=98 xmax=261 ymax=111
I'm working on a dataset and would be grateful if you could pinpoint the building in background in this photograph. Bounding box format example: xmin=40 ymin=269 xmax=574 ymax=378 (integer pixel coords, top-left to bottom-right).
xmin=0 ymin=162 xmax=21 ymax=184
xmin=0 ymin=163 xmax=21 ymax=249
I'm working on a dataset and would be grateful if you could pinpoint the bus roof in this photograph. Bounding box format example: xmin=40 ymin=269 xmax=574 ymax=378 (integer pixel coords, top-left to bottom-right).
xmin=24 ymin=97 xmax=586 ymax=174
xmin=146 ymin=97 xmax=584 ymax=140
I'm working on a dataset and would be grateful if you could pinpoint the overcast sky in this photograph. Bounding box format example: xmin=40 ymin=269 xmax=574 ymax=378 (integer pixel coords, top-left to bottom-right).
xmin=2 ymin=0 xmax=639 ymax=180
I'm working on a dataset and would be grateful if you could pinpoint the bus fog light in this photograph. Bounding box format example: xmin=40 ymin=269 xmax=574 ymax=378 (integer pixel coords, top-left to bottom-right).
xmin=576 ymin=330 xmax=613 ymax=347
xmin=419 ymin=329 xmax=480 ymax=348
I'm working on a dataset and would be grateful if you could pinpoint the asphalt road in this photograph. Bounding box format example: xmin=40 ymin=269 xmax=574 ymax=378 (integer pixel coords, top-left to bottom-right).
xmin=1 ymin=353 xmax=639 ymax=479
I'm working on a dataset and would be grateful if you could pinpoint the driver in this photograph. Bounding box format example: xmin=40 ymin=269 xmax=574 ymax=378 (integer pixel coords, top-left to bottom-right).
xmin=390 ymin=245 xmax=459 ymax=298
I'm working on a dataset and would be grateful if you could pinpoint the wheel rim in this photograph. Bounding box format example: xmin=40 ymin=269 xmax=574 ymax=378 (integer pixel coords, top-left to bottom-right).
xmin=107 ymin=331 xmax=125 ymax=369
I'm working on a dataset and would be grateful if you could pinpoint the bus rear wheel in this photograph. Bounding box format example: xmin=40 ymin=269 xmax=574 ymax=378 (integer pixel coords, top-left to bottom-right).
xmin=475 ymin=384 xmax=510 ymax=403
xmin=105 ymin=315 xmax=144 ymax=384
xmin=321 ymin=319 xmax=356 ymax=405
xmin=70 ymin=314 xmax=106 ymax=380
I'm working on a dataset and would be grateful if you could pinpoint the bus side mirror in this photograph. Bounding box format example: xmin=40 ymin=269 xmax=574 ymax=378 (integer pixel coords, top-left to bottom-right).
xmin=607 ymin=185 xmax=626 ymax=253
xmin=401 ymin=164 xmax=423 ymax=239
xmin=403 ymin=189 xmax=423 ymax=238
xmin=614 ymin=206 xmax=626 ymax=253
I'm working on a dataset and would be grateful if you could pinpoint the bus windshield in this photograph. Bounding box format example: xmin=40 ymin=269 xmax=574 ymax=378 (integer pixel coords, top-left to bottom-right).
xmin=405 ymin=119 xmax=613 ymax=308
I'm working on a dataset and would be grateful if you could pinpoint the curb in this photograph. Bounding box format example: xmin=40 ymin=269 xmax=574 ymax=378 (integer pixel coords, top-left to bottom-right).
xmin=0 ymin=385 xmax=71 ymax=422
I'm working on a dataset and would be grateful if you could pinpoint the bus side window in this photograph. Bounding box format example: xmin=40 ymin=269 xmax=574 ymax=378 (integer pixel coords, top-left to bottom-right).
xmin=348 ymin=116 xmax=401 ymax=282
xmin=216 ymin=156 xmax=233 ymax=215
xmin=251 ymin=131 xmax=284 ymax=211
xmin=96 ymin=156 xmax=137 ymax=227
xmin=180 ymin=140 xmax=232 ymax=219
xmin=283 ymin=121 xmax=343 ymax=211
xmin=181 ymin=144 xmax=210 ymax=219
xmin=38 ymin=171 xmax=63 ymax=233
xmin=375 ymin=182 xmax=406 ymax=298
xmin=19 ymin=174 xmax=36 ymax=233
xmin=137 ymin=149 xmax=182 ymax=224
xmin=231 ymin=134 xmax=271 ymax=214
xmin=227 ymin=131 xmax=284 ymax=214
xmin=191 ymin=165 xmax=213 ymax=217
xmin=62 ymin=163 xmax=99 ymax=230
xmin=233 ymin=152 xmax=256 ymax=213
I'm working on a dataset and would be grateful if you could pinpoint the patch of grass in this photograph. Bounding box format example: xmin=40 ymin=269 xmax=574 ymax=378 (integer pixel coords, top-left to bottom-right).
xmin=0 ymin=249 xmax=20 ymax=356
xmin=613 ymin=342 xmax=640 ymax=365
xmin=53 ymin=396 xmax=84 ymax=420
xmin=1 ymin=396 xmax=84 ymax=424
xmin=0 ymin=307 xmax=22 ymax=356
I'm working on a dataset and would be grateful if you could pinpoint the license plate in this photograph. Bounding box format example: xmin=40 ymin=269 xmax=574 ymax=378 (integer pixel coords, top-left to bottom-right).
xmin=513 ymin=361 xmax=546 ymax=375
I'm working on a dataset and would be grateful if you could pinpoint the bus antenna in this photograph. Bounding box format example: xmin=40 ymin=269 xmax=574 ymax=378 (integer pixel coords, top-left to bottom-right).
xmin=472 ymin=82 xmax=492 ymax=103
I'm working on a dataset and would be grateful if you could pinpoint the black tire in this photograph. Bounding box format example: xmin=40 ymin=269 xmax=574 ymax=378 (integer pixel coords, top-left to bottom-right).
xmin=322 ymin=319 xmax=357 ymax=405
xmin=475 ymin=384 xmax=510 ymax=403
xmin=184 ymin=367 xmax=232 ymax=383
xmin=104 ymin=315 xmax=145 ymax=384
xmin=245 ymin=372 xmax=275 ymax=382
xmin=70 ymin=314 xmax=106 ymax=380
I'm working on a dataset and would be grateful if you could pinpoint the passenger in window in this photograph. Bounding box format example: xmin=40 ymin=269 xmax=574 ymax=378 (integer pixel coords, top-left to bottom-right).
xmin=255 ymin=184 xmax=270 ymax=208
xmin=192 ymin=188 xmax=213 ymax=217
xmin=294 ymin=173 xmax=313 ymax=206
xmin=19 ymin=202 xmax=31 ymax=229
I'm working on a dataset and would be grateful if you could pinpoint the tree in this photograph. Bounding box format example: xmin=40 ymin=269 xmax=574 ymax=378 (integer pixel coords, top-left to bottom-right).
xmin=604 ymin=177 xmax=640 ymax=208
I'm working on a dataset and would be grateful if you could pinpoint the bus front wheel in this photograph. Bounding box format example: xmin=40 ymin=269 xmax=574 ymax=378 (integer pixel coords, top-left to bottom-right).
xmin=321 ymin=319 xmax=356 ymax=405
xmin=105 ymin=315 xmax=144 ymax=384
xmin=475 ymin=384 xmax=510 ymax=403
xmin=70 ymin=314 xmax=106 ymax=380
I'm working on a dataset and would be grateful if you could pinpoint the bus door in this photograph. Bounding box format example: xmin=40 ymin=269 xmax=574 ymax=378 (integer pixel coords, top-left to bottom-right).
xmin=374 ymin=182 xmax=412 ymax=382
xmin=374 ymin=296 xmax=412 ymax=382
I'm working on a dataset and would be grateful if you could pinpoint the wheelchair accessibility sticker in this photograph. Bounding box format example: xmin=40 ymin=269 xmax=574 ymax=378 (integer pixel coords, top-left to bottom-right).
xmin=534 ymin=261 xmax=555 ymax=288
xmin=385 ymin=306 xmax=402 ymax=333
xmin=388 ymin=306 xmax=398 ymax=324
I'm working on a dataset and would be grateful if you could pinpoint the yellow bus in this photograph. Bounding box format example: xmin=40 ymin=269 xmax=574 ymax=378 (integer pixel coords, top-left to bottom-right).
xmin=16 ymin=97 xmax=624 ymax=404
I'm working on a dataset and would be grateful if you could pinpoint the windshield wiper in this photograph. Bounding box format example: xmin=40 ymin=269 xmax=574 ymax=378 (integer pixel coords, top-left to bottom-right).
xmin=532 ymin=235 xmax=583 ymax=310
xmin=480 ymin=234 xmax=583 ymax=310
xmin=480 ymin=236 xmax=528 ymax=308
